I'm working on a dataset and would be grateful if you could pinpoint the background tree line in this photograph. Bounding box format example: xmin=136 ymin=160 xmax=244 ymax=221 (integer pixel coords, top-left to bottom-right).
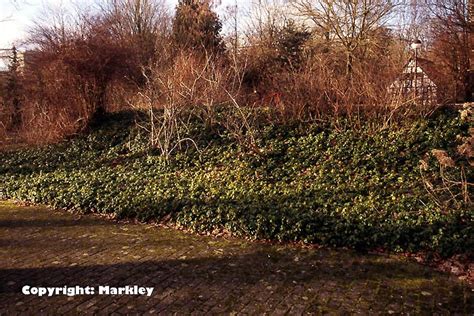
xmin=0 ymin=0 xmax=472 ymax=143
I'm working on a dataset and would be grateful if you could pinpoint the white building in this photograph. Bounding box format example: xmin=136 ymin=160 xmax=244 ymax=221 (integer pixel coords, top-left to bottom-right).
xmin=389 ymin=57 xmax=438 ymax=106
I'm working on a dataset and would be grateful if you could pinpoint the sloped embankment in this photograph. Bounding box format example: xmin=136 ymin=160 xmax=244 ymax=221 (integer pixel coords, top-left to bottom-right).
xmin=1 ymin=108 xmax=472 ymax=257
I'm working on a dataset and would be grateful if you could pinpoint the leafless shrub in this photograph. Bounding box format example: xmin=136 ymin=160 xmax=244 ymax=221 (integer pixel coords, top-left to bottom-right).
xmin=133 ymin=51 xmax=220 ymax=160
xmin=431 ymin=149 xmax=456 ymax=168
xmin=20 ymin=105 xmax=85 ymax=144
xmin=135 ymin=66 xmax=197 ymax=160
xmin=420 ymin=152 xmax=472 ymax=207
xmin=19 ymin=56 xmax=90 ymax=143
xmin=420 ymin=104 xmax=474 ymax=207
xmin=132 ymin=47 xmax=267 ymax=157
xmin=239 ymin=33 xmax=410 ymax=129
xmin=3 ymin=0 xmax=171 ymax=145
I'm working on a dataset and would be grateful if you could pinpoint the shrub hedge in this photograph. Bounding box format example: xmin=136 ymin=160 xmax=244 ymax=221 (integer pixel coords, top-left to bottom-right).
xmin=1 ymin=109 xmax=472 ymax=256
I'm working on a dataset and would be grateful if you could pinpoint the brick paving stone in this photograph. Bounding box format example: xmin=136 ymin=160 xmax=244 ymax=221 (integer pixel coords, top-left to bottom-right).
xmin=0 ymin=201 xmax=473 ymax=315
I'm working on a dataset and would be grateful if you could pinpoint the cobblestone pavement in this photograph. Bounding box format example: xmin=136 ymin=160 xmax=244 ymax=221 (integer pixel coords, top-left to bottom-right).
xmin=0 ymin=201 xmax=472 ymax=315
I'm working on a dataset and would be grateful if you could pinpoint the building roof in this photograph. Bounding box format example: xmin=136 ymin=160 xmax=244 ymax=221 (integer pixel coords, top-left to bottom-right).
xmin=398 ymin=57 xmax=443 ymax=84
xmin=389 ymin=56 xmax=439 ymax=105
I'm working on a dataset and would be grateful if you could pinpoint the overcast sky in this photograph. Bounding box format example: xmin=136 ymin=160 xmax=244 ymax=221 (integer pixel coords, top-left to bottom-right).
xmin=0 ymin=0 xmax=253 ymax=49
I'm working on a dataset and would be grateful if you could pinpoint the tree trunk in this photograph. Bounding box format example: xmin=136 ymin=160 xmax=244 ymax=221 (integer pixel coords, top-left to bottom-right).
xmin=346 ymin=52 xmax=353 ymax=78
xmin=89 ymin=83 xmax=108 ymax=127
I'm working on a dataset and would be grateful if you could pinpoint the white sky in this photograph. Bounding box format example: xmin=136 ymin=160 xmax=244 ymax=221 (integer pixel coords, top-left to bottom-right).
xmin=0 ymin=0 xmax=252 ymax=48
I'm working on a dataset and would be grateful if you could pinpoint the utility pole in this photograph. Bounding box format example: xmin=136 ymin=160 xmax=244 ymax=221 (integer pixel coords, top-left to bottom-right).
xmin=6 ymin=46 xmax=22 ymax=129
xmin=468 ymin=0 xmax=474 ymax=101
xmin=411 ymin=39 xmax=422 ymax=104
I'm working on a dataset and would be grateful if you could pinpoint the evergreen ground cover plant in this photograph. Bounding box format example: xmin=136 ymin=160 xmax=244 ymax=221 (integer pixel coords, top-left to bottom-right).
xmin=1 ymin=108 xmax=472 ymax=257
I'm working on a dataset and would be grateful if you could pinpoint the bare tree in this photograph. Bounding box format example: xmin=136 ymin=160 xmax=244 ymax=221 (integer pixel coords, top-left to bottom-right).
xmin=102 ymin=0 xmax=168 ymax=34
xmin=425 ymin=0 xmax=472 ymax=101
xmin=222 ymin=0 xmax=240 ymax=56
xmin=243 ymin=0 xmax=290 ymax=44
xmin=100 ymin=0 xmax=170 ymax=50
xmin=291 ymin=0 xmax=399 ymax=76
xmin=1 ymin=0 xmax=24 ymax=23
